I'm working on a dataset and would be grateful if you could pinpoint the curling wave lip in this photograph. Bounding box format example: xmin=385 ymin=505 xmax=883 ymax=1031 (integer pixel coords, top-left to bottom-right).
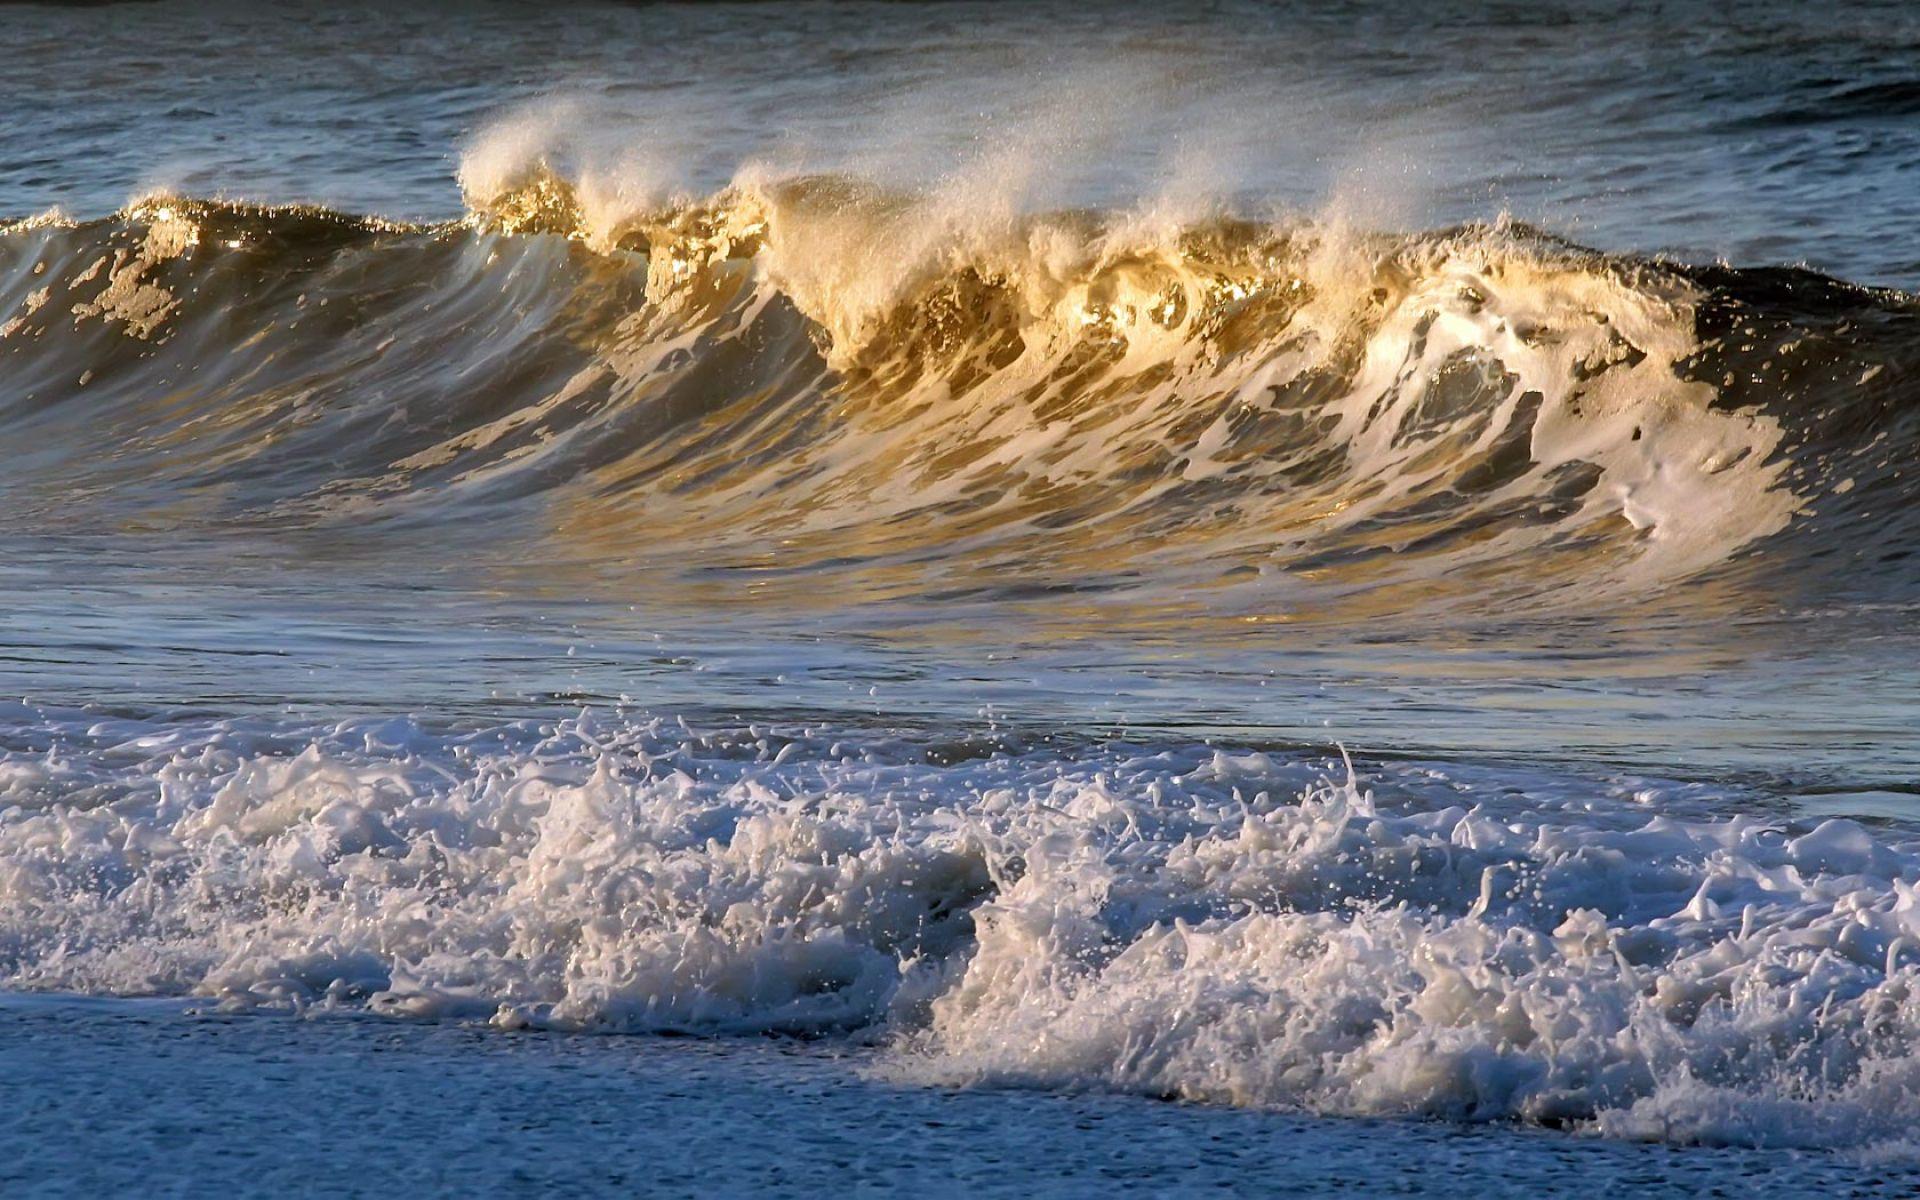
xmin=10 ymin=176 xmax=1910 ymax=627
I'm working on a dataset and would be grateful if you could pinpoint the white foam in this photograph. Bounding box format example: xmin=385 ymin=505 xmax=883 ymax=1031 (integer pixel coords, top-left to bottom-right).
xmin=2 ymin=708 xmax=1918 ymax=1153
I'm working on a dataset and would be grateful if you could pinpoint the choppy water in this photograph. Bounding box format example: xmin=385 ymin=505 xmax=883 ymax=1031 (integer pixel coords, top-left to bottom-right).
xmin=5 ymin=0 xmax=1920 ymax=1189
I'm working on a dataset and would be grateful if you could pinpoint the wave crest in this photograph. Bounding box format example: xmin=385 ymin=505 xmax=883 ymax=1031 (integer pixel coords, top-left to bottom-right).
xmin=2 ymin=173 xmax=1912 ymax=617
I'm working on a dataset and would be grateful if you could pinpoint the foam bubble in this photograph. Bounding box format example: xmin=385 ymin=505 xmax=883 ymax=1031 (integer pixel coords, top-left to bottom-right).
xmin=3 ymin=707 xmax=1920 ymax=1153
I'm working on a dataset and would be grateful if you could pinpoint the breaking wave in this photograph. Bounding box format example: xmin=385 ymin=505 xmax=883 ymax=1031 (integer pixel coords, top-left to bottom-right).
xmin=6 ymin=147 xmax=1920 ymax=1153
xmin=6 ymin=705 xmax=1920 ymax=1151
xmin=3 ymin=165 xmax=1914 ymax=620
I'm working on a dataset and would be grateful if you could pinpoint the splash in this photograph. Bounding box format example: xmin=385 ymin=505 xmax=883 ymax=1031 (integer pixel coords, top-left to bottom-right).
xmin=8 ymin=170 xmax=1894 ymax=622
xmin=6 ymin=705 xmax=1920 ymax=1152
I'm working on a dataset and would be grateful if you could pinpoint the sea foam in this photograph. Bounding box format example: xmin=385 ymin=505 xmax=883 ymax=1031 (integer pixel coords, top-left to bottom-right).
xmin=2 ymin=706 xmax=1918 ymax=1152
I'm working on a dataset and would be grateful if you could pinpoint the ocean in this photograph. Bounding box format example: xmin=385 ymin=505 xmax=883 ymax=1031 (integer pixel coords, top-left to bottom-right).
xmin=3 ymin=0 xmax=1920 ymax=1193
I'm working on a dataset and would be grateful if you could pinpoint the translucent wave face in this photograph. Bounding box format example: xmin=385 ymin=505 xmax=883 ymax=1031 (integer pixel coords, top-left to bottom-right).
xmin=0 ymin=180 xmax=1836 ymax=626
xmin=5 ymin=705 xmax=1920 ymax=1152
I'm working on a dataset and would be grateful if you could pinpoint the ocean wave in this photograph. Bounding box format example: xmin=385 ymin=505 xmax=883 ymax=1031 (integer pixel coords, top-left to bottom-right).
xmin=0 ymin=172 xmax=1915 ymax=618
xmin=5 ymin=705 xmax=1920 ymax=1151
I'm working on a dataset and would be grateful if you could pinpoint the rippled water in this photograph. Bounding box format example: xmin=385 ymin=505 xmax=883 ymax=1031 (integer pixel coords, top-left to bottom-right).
xmin=4 ymin=0 xmax=1920 ymax=1190
xmin=11 ymin=1 xmax=1920 ymax=285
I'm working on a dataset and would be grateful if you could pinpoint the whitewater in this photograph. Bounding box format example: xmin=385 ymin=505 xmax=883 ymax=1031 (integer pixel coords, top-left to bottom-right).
xmin=4 ymin=1 xmax=1920 ymax=1194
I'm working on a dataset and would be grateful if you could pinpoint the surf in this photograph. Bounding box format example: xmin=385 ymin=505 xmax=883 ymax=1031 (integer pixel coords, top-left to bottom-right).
xmin=5 ymin=174 xmax=1915 ymax=625
xmin=5 ymin=703 xmax=1920 ymax=1152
